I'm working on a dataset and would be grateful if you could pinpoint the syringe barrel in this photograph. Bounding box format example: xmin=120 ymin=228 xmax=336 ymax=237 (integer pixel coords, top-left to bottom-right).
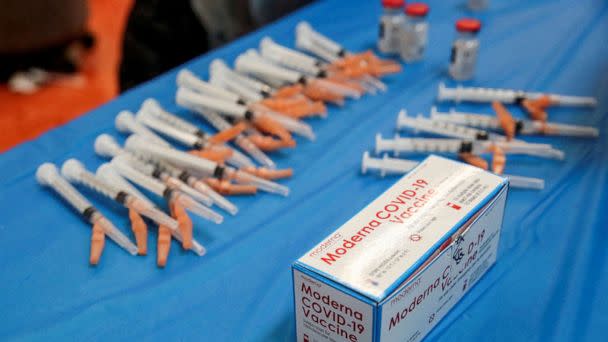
xmin=235 ymin=54 xmax=302 ymax=84
xmin=142 ymin=99 xmax=200 ymax=135
xmin=260 ymin=41 xmax=321 ymax=76
xmin=438 ymin=83 xmax=519 ymax=103
xmin=126 ymin=135 xmax=218 ymax=175
xmin=78 ymin=171 xmax=122 ymax=200
xmin=43 ymin=169 xmax=95 ymax=218
xmin=176 ymin=87 xmax=247 ymax=118
xmin=431 ymin=107 xmax=500 ymax=130
xmin=115 ymin=111 xmax=170 ymax=147
xmin=211 ymin=59 xmax=273 ymax=94
xmin=137 ymin=113 xmax=200 ymax=147
xmin=261 ymin=37 xmax=319 ymax=67
xmin=96 ymin=163 xmax=155 ymax=208
xmin=111 ymin=157 xmax=167 ymax=196
xmin=211 ymin=72 xmax=262 ymax=103
xmin=177 ymin=69 xmax=240 ymax=102
xmin=296 ymin=22 xmax=343 ymax=57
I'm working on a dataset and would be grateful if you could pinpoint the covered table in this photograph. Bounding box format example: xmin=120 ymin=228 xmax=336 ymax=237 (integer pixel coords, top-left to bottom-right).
xmin=1 ymin=0 xmax=606 ymax=340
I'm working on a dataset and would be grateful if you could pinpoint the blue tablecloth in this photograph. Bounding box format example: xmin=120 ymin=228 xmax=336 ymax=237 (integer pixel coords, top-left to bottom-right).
xmin=1 ymin=0 xmax=607 ymax=340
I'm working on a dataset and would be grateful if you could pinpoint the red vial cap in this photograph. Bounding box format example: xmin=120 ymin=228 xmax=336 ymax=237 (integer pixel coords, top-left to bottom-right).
xmin=382 ymin=0 xmax=405 ymax=9
xmin=456 ymin=18 xmax=482 ymax=33
xmin=405 ymin=3 xmax=429 ymax=17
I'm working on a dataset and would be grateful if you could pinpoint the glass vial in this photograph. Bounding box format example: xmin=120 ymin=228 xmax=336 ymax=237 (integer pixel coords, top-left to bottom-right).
xmin=449 ymin=18 xmax=481 ymax=81
xmin=399 ymin=3 xmax=430 ymax=62
xmin=378 ymin=0 xmax=405 ymax=54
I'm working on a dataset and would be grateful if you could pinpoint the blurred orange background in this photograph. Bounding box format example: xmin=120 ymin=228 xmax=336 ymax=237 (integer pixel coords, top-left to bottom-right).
xmin=0 ymin=0 xmax=133 ymax=152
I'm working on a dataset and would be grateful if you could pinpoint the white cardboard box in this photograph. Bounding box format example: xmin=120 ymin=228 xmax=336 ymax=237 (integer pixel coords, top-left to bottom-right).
xmin=293 ymin=155 xmax=509 ymax=342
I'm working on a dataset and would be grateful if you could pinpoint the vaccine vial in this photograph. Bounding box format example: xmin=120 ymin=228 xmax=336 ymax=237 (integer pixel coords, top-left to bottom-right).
xmin=378 ymin=0 xmax=405 ymax=54
xmin=449 ymin=18 xmax=481 ymax=81
xmin=399 ymin=3 xmax=430 ymax=62
xmin=468 ymin=0 xmax=489 ymax=11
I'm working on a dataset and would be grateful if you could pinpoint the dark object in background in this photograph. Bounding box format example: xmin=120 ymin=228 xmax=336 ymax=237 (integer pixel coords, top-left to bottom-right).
xmin=0 ymin=0 xmax=92 ymax=82
xmin=119 ymin=0 xmax=312 ymax=92
xmin=119 ymin=1 xmax=210 ymax=91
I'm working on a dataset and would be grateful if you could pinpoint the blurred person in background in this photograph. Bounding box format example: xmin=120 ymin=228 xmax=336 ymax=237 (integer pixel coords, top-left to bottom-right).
xmin=119 ymin=0 xmax=312 ymax=91
xmin=0 ymin=0 xmax=311 ymax=151
xmin=0 ymin=0 xmax=94 ymax=93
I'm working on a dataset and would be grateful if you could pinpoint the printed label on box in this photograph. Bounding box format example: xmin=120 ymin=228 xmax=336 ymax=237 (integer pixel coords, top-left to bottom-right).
xmin=293 ymin=155 xmax=508 ymax=342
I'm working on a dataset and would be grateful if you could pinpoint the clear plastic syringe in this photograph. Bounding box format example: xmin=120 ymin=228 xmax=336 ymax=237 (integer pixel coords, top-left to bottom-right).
xmin=125 ymin=134 xmax=290 ymax=196
xmin=259 ymin=38 xmax=377 ymax=95
xmin=361 ymin=152 xmax=418 ymax=176
xmin=93 ymin=134 xmax=214 ymax=206
xmin=95 ymin=134 xmax=238 ymax=215
xmin=96 ymin=163 xmax=155 ymax=208
xmin=36 ymin=163 xmax=138 ymax=255
xmin=175 ymin=86 xmax=295 ymax=144
xmin=140 ymin=99 xmax=254 ymax=168
xmin=135 ymin=108 xmax=250 ymax=169
xmin=208 ymin=61 xmax=276 ymax=97
xmin=236 ymin=50 xmax=362 ymax=101
xmin=360 ymin=153 xmax=544 ymax=190
xmin=431 ymin=107 xmax=599 ymax=138
xmin=295 ymin=21 xmax=388 ymax=91
xmin=375 ymin=134 xmax=565 ymax=160
xmin=115 ymin=110 xmax=170 ymax=146
xmin=437 ymin=82 xmax=598 ymax=107
xmin=175 ymin=97 xmax=276 ymax=169
xmin=61 ymin=159 xmax=180 ymax=231
xmin=111 ymin=154 xmax=223 ymax=225
xmin=209 ymin=61 xmax=327 ymax=123
xmin=396 ymin=109 xmax=509 ymax=141
xmin=178 ymin=70 xmax=315 ymax=140
xmin=96 ymin=163 xmax=206 ymax=256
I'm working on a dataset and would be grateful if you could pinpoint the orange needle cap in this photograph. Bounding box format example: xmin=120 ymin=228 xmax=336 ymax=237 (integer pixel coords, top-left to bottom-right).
xmin=89 ymin=221 xmax=105 ymax=265
xmin=128 ymin=208 xmax=148 ymax=255
xmin=157 ymin=225 xmax=172 ymax=268
xmin=459 ymin=153 xmax=489 ymax=170
xmin=170 ymin=199 xmax=193 ymax=250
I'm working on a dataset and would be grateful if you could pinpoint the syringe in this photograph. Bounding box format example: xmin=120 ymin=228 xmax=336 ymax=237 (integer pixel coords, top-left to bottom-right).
xmin=178 ymin=70 xmax=315 ymax=140
xmin=260 ymin=37 xmax=375 ymax=95
xmin=115 ymin=110 xmax=170 ymax=146
xmin=175 ymin=99 xmax=276 ymax=168
xmin=96 ymin=163 xmax=155 ymax=208
xmin=437 ymin=82 xmax=598 ymax=107
xmin=361 ymin=152 xmax=418 ymax=176
xmin=36 ymin=163 xmax=138 ymax=258
xmin=209 ymin=60 xmax=328 ymax=118
xmin=175 ymin=86 xmax=295 ymax=144
xmin=209 ymin=62 xmax=326 ymax=126
xmin=209 ymin=60 xmax=276 ymax=97
xmin=125 ymin=135 xmax=290 ymax=196
xmin=431 ymin=107 xmax=599 ymax=138
xmin=96 ymin=163 xmax=206 ymax=257
xmin=360 ymin=153 xmax=545 ymax=190
xmin=96 ymin=134 xmax=238 ymax=215
xmin=140 ymin=99 xmax=255 ymax=168
xmin=94 ymin=134 xmax=214 ymax=207
xmin=61 ymin=159 xmax=180 ymax=232
xmin=236 ymin=50 xmax=361 ymax=102
xmin=375 ymin=134 xmax=565 ymax=160
xmin=135 ymin=108 xmax=245 ymax=168
xmin=295 ymin=21 xmax=394 ymax=89
xmin=111 ymin=154 xmax=223 ymax=224
xmin=396 ymin=109 xmax=509 ymax=141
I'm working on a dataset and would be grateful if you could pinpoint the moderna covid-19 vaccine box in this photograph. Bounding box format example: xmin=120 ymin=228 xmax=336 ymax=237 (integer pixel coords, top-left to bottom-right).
xmin=293 ymin=155 xmax=508 ymax=342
